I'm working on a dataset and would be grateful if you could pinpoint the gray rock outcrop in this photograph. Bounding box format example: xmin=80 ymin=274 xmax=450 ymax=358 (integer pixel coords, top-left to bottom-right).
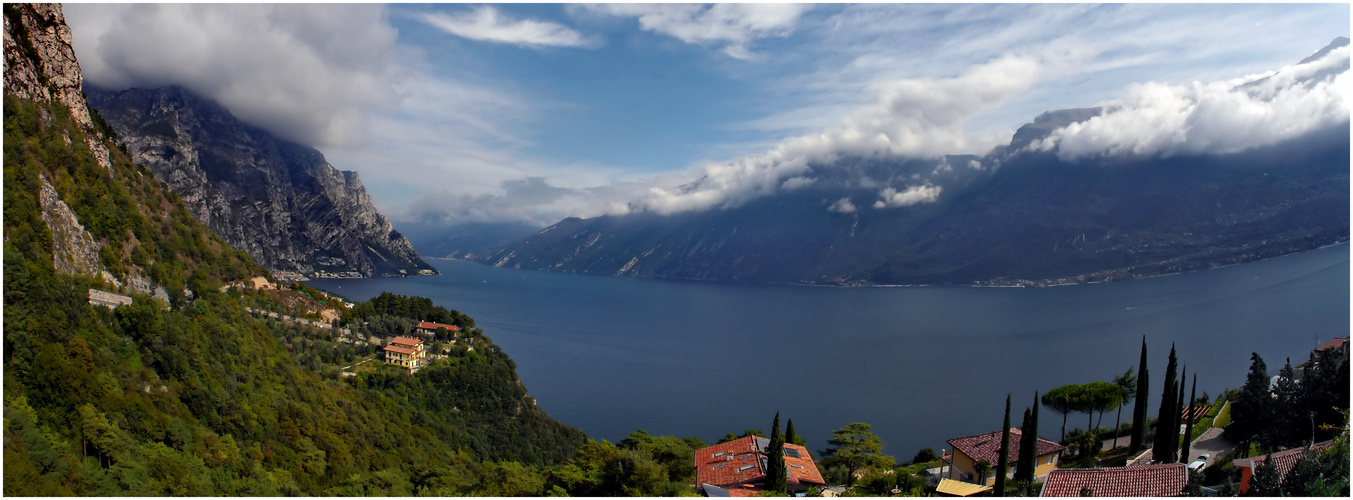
xmin=37 ymin=173 xmax=104 ymax=277
xmin=86 ymin=86 xmax=436 ymax=278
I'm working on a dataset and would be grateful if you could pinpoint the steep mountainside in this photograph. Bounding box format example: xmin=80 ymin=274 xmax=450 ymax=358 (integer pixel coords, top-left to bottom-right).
xmin=487 ymin=40 xmax=1350 ymax=286
xmin=85 ymin=86 xmax=435 ymax=279
xmin=4 ymin=4 xmax=584 ymax=495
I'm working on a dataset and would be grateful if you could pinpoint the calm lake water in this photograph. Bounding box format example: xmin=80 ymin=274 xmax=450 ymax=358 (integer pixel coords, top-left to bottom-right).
xmin=311 ymin=243 xmax=1349 ymax=459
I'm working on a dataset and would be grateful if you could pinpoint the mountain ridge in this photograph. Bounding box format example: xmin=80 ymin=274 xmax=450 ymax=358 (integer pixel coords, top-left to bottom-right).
xmin=85 ymin=85 xmax=436 ymax=279
xmin=484 ymin=38 xmax=1351 ymax=286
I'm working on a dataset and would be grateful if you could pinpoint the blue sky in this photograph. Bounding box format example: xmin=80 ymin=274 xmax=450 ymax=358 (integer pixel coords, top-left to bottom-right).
xmin=65 ymin=3 xmax=1351 ymax=227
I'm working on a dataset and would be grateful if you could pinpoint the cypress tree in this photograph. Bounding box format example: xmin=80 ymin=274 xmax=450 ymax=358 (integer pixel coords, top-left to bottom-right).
xmin=1030 ymin=391 xmax=1040 ymax=465
xmin=1152 ymin=344 xmax=1179 ymax=463
xmin=766 ymin=411 xmax=787 ymax=493
xmin=786 ymin=419 xmax=805 ymax=447
xmin=1130 ymin=337 xmax=1150 ymax=454
xmin=1015 ymin=407 xmax=1034 ymax=482
xmin=1017 ymin=392 xmax=1041 ymax=483
xmin=1174 ymin=366 xmax=1187 ymax=462
xmin=996 ymin=395 xmax=1011 ymax=493
xmin=1182 ymin=374 xmax=1197 ymax=463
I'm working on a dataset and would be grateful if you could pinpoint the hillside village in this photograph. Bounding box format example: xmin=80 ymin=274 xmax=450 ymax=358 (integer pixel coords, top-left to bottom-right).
xmin=688 ymin=339 xmax=1348 ymax=497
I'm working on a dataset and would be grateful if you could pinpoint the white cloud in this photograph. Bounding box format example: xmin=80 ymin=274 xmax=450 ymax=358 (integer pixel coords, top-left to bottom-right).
xmin=828 ymin=197 xmax=857 ymax=214
xmin=630 ymin=54 xmax=1046 ymax=215
xmin=583 ymin=4 xmax=811 ymax=59
xmin=65 ymin=4 xmax=397 ymax=148
xmin=872 ymin=184 xmax=942 ymax=209
xmin=1042 ymin=44 xmax=1350 ymax=160
xmin=781 ymin=176 xmax=817 ymax=190
xmin=419 ymin=7 xmax=597 ymax=49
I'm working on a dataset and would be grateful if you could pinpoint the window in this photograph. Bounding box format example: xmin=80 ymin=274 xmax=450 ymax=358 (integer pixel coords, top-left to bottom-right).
xmin=738 ymin=464 xmax=755 ymax=472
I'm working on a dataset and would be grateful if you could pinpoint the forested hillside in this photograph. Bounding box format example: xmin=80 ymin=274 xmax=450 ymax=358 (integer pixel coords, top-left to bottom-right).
xmin=3 ymin=87 xmax=598 ymax=494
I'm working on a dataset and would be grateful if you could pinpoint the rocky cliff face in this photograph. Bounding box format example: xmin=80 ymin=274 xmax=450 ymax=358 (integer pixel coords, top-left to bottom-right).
xmin=6 ymin=3 xmax=105 ymax=279
xmin=3 ymin=3 xmax=110 ymax=169
xmin=85 ymin=86 xmax=436 ymax=278
xmin=36 ymin=173 xmax=103 ymax=277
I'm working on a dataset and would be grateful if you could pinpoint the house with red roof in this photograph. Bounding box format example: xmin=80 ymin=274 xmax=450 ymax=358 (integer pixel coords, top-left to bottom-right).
xmin=383 ymin=336 xmax=427 ymax=372
xmin=1314 ymin=337 xmax=1348 ymax=353
xmin=414 ymin=321 xmax=460 ymax=337
xmin=1231 ymin=440 xmax=1333 ymax=494
xmin=945 ymin=428 xmax=1065 ymax=486
xmin=693 ymin=435 xmax=825 ymax=497
xmin=1039 ymin=463 xmax=1186 ymax=497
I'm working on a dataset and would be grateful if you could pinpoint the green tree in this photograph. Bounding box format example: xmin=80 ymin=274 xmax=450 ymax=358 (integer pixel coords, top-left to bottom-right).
xmin=1015 ymin=407 xmax=1035 ymax=482
xmin=972 ymin=460 xmax=991 ymax=485
xmin=1153 ymin=344 xmax=1179 ymax=463
xmin=1271 ymin=359 xmax=1303 ymax=449
xmin=1182 ymin=469 xmax=1204 ymax=497
xmin=1111 ymin=366 xmax=1137 ymax=450
xmin=785 ymin=419 xmax=806 ymax=447
xmin=911 ymin=448 xmax=938 ymax=465
xmin=1016 ymin=391 xmax=1042 ymax=483
xmin=1131 ymin=337 xmax=1151 ymax=455
xmin=995 ymin=395 xmax=1011 ymax=493
xmin=766 ymin=412 xmax=787 ymax=494
xmin=820 ymin=423 xmax=894 ymax=487
xmin=1229 ymin=353 xmax=1270 ymax=455
xmin=1280 ymin=447 xmax=1323 ymax=497
xmin=1042 ymin=384 xmax=1083 ymax=441
xmin=1081 ymin=380 xmax=1122 ymax=433
xmin=1174 ymin=365 xmax=1187 ymax=461
xmin=1300 ymin=348 xmax=1350 ymax=443
xmin=1247 ymin=453 xmax=1280 ymax=496
xmin=1181 ymin=374 xmax=1197 ymax=463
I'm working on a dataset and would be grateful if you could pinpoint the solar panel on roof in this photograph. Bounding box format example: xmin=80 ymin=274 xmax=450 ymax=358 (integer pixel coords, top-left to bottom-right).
xmin=784 ymin=448 xmax=802 ymax=459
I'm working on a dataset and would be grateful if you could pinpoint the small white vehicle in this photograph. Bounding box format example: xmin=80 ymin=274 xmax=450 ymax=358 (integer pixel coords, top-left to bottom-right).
xmin=1187 ymin=453 xmax=1209 ymax=471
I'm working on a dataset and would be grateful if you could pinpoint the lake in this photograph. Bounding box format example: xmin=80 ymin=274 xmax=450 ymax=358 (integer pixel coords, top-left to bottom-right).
xmin=310 ymin=243 xmax=1349 ymax=459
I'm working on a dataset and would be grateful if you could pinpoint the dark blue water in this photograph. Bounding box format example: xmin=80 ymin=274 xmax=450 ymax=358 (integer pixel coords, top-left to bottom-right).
xmin=311 ymin=244 xmax=1349 ymax=459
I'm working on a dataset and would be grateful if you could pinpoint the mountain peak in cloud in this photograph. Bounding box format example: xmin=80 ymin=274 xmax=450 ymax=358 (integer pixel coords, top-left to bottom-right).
xmin=1038 ymin=37 xmax=1349 ymax=160
xmin=1299 ymin=36 xmax=1349 ymax=65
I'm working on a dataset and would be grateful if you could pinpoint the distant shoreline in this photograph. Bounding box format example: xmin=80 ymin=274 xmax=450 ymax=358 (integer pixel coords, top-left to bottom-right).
xmin=413 ymin=239 xmax=1350 ymax=289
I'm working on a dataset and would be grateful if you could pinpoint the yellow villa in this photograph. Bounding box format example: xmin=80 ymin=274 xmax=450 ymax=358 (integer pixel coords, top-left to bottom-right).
xmin=945 ymin=428 xmax=1064 ymax=486
xmin=383 ymin=336 xmax=427 ymax=372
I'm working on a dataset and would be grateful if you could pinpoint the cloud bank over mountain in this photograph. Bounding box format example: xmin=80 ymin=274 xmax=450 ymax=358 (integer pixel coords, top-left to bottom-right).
xmin=1039 ymin=40 xmax=1350 ymax=160
xmin=626 ymin=39 xmax=1350 ymax=218
xmin=65 ymin=4 xmax=398 ymax=148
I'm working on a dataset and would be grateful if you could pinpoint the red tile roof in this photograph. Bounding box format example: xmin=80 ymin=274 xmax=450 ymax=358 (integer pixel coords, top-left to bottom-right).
xmin=948 ymin=428 xmax=1065 ymax=466
xmin=1040 ymin=463 xmax=1186 ymax=497
xmin=383 ymin=344 xmax=416 ymax=356
xmin=416 ymin=321 xmax=460 ymax=332
xmin=390 ymin=336 xmax=423 ymax=347
xmin=693 ymin=436 xmax=825 ymax=492
xmin=1232 ymin=441 xmax=1333 ymax=493
xmin=1315 ymin=337 xmax=1348 ymax=352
